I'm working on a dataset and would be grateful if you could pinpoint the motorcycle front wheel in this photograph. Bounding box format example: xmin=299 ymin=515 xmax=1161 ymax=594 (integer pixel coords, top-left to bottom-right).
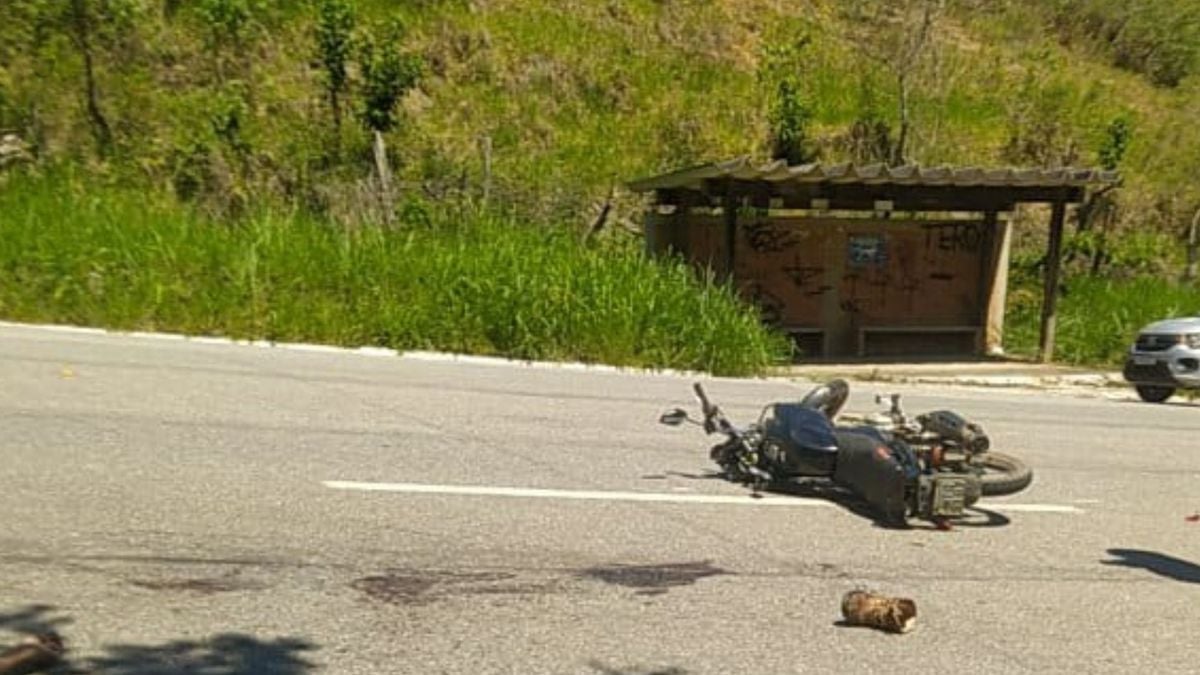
xmin=977 ymin=452 xmax=1033 ymax=496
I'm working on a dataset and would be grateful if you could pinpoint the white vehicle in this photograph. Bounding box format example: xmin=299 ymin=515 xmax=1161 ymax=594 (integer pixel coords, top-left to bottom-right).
xmin=1122 ymin=317 xmax=1200 ymax=402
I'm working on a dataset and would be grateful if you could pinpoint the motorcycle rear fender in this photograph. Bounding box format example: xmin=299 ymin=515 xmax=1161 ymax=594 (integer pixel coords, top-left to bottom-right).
xmin=831 ymin=430 xmax=909 ymax=524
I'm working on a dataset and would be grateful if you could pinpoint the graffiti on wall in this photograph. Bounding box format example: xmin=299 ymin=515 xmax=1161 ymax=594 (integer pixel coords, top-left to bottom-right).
xmin=782 ymin=263 xmax=824 ymax=288
xmin=733 ymin=219 xmax=987 ymax=327
xmin=741 ymin=282 xmax=786 ymax=325
xmin=922 ymin=222 xmax=984 ymax=254
xmin=744 ymin=221 xmax=798 ymax=253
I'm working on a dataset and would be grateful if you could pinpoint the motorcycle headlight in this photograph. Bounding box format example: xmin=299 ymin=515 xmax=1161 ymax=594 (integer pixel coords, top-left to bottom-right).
xmin=1187 ymin=334 xmax=1200 ymax=349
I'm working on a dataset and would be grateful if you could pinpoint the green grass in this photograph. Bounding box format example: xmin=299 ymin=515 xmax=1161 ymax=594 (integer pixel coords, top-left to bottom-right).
xmin=0 ymin=172 xmax=790 ymax=376
xmin=1004 ymin=273 xmax=1200 ymax=366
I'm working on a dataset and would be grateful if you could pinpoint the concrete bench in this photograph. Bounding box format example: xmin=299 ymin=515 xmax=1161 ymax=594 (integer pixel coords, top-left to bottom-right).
xmin=858 ymin=325 xmax=981 ymax=357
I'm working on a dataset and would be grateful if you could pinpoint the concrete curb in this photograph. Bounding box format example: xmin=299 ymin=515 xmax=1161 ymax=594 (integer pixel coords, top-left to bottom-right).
xmin=0 ymin=319 xmax=1133 ymax=392
xmin=782 ymin=368 xmax=1129 ymax=391
xmin=863 ymin=373 xmax=1127 ymax=389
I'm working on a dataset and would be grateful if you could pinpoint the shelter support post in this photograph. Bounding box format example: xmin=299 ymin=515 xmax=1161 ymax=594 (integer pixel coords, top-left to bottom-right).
xmin=1038 ymin=201 xmax=1067 ymax=362
xmin=722 ymin=193 xmax=737 ymax=280
xmin=981 ymin=211 xmax=1011 ymax=354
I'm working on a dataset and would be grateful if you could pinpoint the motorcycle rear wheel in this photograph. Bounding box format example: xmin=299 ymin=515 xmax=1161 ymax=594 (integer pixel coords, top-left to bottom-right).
xmin=978 ymin=452 xmax=1033 ymax=496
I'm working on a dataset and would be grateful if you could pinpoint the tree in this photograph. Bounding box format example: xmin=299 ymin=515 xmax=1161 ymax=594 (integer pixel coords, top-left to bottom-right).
xmin=196 ymin=0 xmax=260 ymax=83
xmin=1072 ymin=114 xmax=1133 ymax=274
xmin=355 ymin=18 xmax=422 ymax=222
xmin=314 ymin=0 xmax=355 ymax=138
xmin=5 ymin=0 xmax=140 ymax=156
xmin=841 ymin=0 xmax=947 ymax=165
xmin=69 ymin=0 xmax=113 ymax=153
xmin=758 ymin=32 xmax=817 ymax=165
xmin=1098 ymin=115 xmax=1133 ymax=171
xmin=355 ymin=20 xmax=422 ymax=135
xmin=847 ymin=74 xmax=894 ymax=164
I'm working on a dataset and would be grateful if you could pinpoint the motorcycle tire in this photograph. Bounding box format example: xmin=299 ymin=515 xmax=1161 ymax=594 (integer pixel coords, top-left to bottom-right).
xmin=978 ymin=452 xmax=1033 ymax=496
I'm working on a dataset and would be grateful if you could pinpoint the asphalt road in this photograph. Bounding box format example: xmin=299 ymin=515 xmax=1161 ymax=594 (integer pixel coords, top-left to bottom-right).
xmin=1 ymin=323 xmax=1198 ymax=674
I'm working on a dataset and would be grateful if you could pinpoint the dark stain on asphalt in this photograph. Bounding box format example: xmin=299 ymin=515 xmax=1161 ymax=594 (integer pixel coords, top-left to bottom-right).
xmin=578 ymin=561 xmax=732 ymax=596
xmin=129 ymin=576 xmax=264 ymax=595
xmin=588 ymin=662 xmax=689 ymax=675
xmin=350 ymin=569 xmax=558 ymax=606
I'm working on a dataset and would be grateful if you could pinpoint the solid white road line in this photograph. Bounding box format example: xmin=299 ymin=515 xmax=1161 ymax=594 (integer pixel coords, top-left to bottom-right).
xmin=322 ymin=480 xmax=1084 ymax=514
xmin=323 ymin=480 xmax=831 ymax=507
xmin=979 ymin=503 xmax=1083 ymax=513
xmin=0 ymin=320 xmax=704 ymax=376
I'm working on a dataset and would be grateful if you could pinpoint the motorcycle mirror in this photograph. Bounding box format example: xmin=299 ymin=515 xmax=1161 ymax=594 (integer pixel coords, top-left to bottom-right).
xmin=659 ymin=409 xmax=690 ymax=426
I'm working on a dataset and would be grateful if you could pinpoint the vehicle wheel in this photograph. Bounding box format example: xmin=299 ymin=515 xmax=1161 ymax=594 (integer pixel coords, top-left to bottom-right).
xmin=978 ymin=452 xmax=1033 ymax=497
xmin=1135 ymin=385 xmax=1175 ymax=403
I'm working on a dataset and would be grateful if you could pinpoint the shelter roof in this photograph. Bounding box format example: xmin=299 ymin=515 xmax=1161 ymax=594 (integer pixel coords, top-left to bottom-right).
xmin=628 ymin=156 xmax=1120 ymax=194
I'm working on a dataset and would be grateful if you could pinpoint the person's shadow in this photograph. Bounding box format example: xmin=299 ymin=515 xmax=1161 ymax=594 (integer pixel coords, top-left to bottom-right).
xmin=2 ymin=605 xmax=317 ymax=674
xmin=1102 ymin=548 xmax=1200 ymax=583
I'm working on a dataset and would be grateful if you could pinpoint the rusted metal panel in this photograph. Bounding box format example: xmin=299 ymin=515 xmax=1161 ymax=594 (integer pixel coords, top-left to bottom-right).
xmin=732 ymin=215 xmax=832 ymax=328
xmin=681 ymin=216 xmax=995 ymax=357
xmin=681 ymin=214 xmax=728 ymax=274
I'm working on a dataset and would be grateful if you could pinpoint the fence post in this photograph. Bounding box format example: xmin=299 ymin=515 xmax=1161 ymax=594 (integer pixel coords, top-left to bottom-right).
xmin=372 ymin=130 xmax=394 ymax=225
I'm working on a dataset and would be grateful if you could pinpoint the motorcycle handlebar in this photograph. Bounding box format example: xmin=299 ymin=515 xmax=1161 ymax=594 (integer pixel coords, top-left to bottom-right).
xmin=693 ymin=382 xmax=727 ymax=435
xmin=692 ymin=382 xmax=713 ymax=413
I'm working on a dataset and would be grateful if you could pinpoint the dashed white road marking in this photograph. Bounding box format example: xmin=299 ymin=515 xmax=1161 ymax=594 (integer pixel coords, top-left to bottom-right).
xmin=322 ymin=480 xmax=1084 ymax=514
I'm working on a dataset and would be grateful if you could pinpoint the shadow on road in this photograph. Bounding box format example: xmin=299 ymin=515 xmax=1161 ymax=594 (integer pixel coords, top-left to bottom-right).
xmin=762 ymin=479 xmax=904 ymax=529
xmin=0 ymin=604 xmax=72 ymax=635
xmin=1116 ymin=398 xmax=1200 ymax=409
xmin=2 ymin=605 xmax=317 ymax=674
xmin=588 ymin=661 xmax=688 ymax=675
xmin=82 ymin=633 xmax=317 ymax=675
xmin=1102 ymin=548 xmax=1200 ymax=583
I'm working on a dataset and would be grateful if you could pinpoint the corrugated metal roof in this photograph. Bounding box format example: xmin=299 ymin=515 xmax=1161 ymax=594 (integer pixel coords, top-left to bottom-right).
xmin=627 ymin=156 xmax=1121 ymax=192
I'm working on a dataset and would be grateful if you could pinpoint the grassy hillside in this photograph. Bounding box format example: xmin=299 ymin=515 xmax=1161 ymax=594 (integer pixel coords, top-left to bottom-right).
xmin=3 ymin=2 xmax=1197 ymax=225
xmin=2 ymin=1 xmax=1198 ymax=369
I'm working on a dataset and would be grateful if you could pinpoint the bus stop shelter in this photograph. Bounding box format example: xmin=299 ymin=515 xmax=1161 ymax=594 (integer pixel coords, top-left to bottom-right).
xmin=628 ymin=157 xmax=1120 ymax=361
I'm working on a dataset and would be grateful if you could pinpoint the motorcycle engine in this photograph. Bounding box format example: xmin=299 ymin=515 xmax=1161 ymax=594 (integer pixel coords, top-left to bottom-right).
xmin=917 ymin=410 xmax=990 ymax=454
xmin=917 ymin=473 xmax=978 ymax=518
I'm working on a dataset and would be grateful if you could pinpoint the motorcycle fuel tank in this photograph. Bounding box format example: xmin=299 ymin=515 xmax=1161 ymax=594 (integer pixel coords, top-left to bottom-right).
xmin=762 ymin=404 xmax=839 ymax=476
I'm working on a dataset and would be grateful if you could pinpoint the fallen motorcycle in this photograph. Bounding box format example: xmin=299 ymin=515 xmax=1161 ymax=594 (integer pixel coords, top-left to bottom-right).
xmin=659 ymin=379 xmax=1033 ymax=526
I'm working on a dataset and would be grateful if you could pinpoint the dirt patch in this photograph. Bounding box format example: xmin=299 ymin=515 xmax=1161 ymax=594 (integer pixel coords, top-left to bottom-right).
xmin=578 ymin=561 xmax=732 ymax=596
xmin=350 ymin=569 xmax=558 ymax=607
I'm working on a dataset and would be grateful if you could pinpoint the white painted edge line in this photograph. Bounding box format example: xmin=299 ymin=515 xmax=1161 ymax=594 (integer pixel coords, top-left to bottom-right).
xmin=979 ymin=503 xmax=1083 ymax=513
xmin=321 ymin=480 xmax=1084 ymax=514
xmin=0 ymin=320 xmax=716 ymax=380
xmin=323 ymin=480 xmax=832 ymax=507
